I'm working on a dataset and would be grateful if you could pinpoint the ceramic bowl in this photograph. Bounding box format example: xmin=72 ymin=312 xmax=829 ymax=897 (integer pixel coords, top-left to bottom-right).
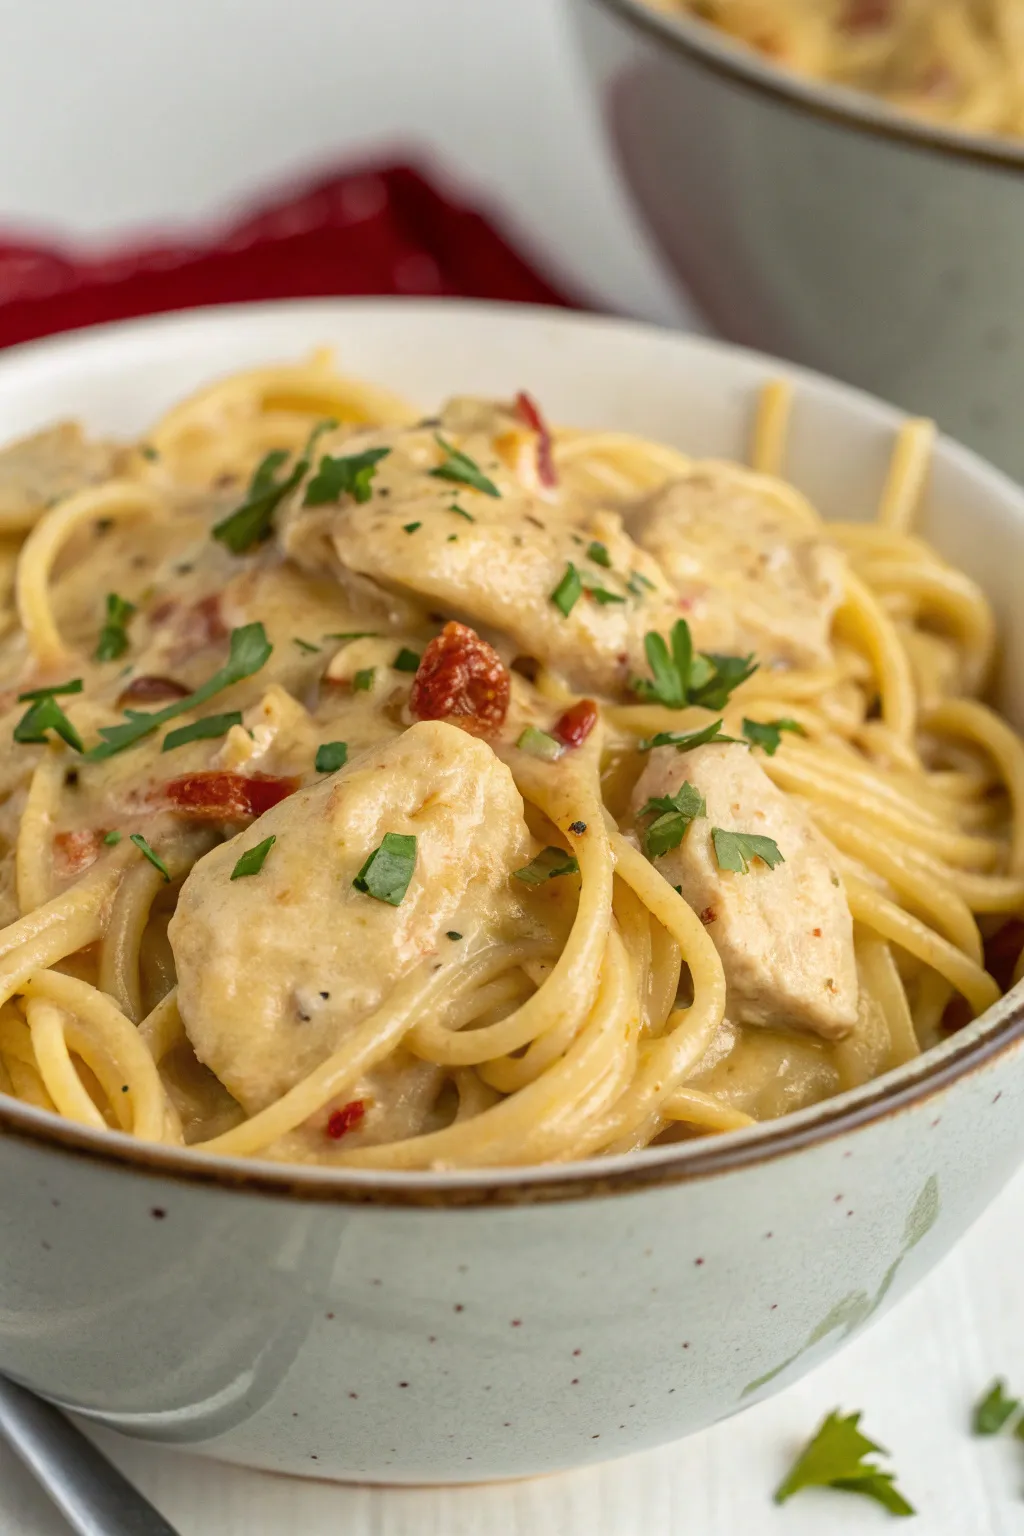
xmin=568 ymin=0 xmax=1024 ymax=483
xmin=1 ymin=300 xmax=1024 ymax=1486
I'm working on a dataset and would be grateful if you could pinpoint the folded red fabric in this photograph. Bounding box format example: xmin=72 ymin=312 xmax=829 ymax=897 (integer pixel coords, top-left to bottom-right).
xmin=0 ymin=162 xmax=578 ymax=350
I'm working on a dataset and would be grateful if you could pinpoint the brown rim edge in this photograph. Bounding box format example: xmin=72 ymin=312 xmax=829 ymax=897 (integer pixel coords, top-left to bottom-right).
xmin=2 ymin=991 xmax=1023 ymax=1207
xmin=587 ymin=0 xmax=1024 ymax=174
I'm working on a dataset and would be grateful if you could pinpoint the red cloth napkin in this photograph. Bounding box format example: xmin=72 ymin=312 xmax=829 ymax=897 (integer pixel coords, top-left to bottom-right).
xmin=0 ymin=162 xmax=579 ymax=351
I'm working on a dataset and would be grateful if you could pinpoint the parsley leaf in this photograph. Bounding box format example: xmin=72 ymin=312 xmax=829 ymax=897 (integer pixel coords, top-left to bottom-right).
xmin=393 ymin=648 xmax=421 ymax=673
xmin=103 ymin=830 xmax=122 ymax=845
xmin=633 ymin=618 xmax=757 ymax=710
xmin=231 ymin=835 xmax=276 ymax=880
xmin=293 ymin=637 xmax=320 ymax=654
xmin=161 ymin=711 xmax=242 ymax=752
xmin=324 ymin=631 xmax=378 ymax=642
xmin=638 ymin=781 xmax=705 ymax=859
xmin=973 ymin=1379 xmax=1022 ymax=1436
xmin=353 ymin=668 xmax=376 ymax=692
xmin=213 ymin=420 xmax=336 ymax=553
xmin=130 ymin=833 xmax=170 ymax=882
xmin=516 ymin=725 xmax=563 ymax=762
xmin=13 ymin=695 xmax=84 ymax=753
xmin=353 ymin=832 xmax=417 ymax=905
xmin=429 ymin=435 xmax=500 ymax=497
xmin=403 ymin=522 xmax=422 ymax=534
xmin=689 ymin=651 xmax=758 ymax=709
xmin=742 ymin=717 xmax=804 ymax=756
xmin=315 ymin=741 xmax=348 ymax=773
xmin=448 ymin=502 xmax=475 ymax=522
xmin=775 ymin=1410 xmax=914 ymax=1517
xmin=514 ymin=846 xmax=580 ymax=885
xmin=581 ymin=572 xmax=626 ymax=606
xmin=303 ymin=446 xmax=391 ymax=507
xmin=638 ymin=719 xmax=742 ymax=754
xmin=18 ymin=679 xmax=83 ymax=702
xmin=85 ymin=622 xmax=271 ymax=761
xmin=712 ymin=827 xmax=785 ymax=873
xmin=587 ymin=541 xmax=611 ymax=568
xmin=551 ymin=562 xmax=583 ymax=617
xmin=94 ymin=593 xmax=137 ymax=663
xmin=446 ymin=930 xmax=463 ymax=941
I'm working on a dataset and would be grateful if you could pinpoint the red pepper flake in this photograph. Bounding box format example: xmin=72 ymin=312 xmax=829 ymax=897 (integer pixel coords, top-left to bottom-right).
xmin=554 ymin=698 xmax=598 ymax=749
xmin=164 ymin=771 xmax=298 ymax=822
xmin=117 ymin=674 xmax=191 ymax=707
xmin=326 ymin=1100 xmax=366 ymax=1140
xmin=699 ymin=906 xmax=717 ymax=925
xmin=53 ymin=828 xmax=103 ymax=877
xmin=812 ymin=927 xmax=822 ymax=938
xmin=514 ymin=391 xmax=556 ymax=489
xmin=410 ymin=621 xmax=509 ymax=735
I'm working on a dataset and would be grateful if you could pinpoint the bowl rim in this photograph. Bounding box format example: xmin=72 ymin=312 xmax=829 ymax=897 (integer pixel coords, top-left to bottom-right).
xmin=1 ymin=295 xmax=1023 ymax=1208
xmin=583 ymin=0 xmax=1024 ymax=172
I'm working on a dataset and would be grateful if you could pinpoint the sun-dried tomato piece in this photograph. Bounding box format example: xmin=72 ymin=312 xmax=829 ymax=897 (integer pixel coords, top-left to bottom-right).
xmin=53 ymin=828 xmax=104 ymax=877
xmin=554 ymin=698 xmax=598 ymax=749
xmin=117 ymin=675 xmax=191 ymax=707
xmin=164 ymin=771 xmax=298 ymax=822
xmin=326 ymin=1100 xmax=366 ymax=1140
xmin=410 ymin=621 xmax=509 ymax=735
xmin=514 ymin=391 xmax=557 ymax=489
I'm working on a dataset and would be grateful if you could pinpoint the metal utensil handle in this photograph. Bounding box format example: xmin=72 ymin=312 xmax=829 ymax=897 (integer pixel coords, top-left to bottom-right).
xmin=0 ymin=1375 xmax=180 ymax=1536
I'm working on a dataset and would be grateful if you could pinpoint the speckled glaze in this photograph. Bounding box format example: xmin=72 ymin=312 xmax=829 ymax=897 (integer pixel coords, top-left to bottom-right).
xmin=569 ymin=0 xmax=1024 ymax=483
xmin=1 ymin=302 xmax=1024 ymax=1485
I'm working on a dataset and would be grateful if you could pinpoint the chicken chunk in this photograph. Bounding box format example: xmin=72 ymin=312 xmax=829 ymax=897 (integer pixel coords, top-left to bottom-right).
xmin=632 ymin=741 xmax=857 ymax=1039
xmin=169 ymin=721 xmax=532 ymax=1113
xmin=630 ymin=467 xmax=845 ymax=667
xmin=0 ymin=422 xmax=120 ymax=529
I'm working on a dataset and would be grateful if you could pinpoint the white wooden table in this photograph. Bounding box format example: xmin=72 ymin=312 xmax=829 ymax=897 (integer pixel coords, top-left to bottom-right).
xmin=4 ymin=1165 xmax=1024 ymax=1535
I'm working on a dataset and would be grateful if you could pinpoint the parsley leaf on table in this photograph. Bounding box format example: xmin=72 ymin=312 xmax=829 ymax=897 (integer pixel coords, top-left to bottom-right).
xmin=775 ymin=1409 xmax=914 ymax=1517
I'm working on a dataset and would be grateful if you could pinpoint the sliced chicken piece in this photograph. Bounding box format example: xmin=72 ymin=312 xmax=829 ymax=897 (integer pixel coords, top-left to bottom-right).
xmin=169 ymin=721 xmax=531 ymax=1113
xmin=632 ymin=740 xmax=857 ymax=1039
xmin=0 ymin=422 xmax=120 ymax=530
xmin=630 ymin=466 xmax=846 ymax=667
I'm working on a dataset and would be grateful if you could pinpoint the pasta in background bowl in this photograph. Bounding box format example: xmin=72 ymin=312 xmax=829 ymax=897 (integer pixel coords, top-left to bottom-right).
xmin=1 ymin=300 xmax=1024 ymax=1483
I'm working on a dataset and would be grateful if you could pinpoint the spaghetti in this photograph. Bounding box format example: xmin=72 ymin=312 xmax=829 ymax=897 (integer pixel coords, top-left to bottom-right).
xmin=0 ymin=348 xmax=1018 ymax=1170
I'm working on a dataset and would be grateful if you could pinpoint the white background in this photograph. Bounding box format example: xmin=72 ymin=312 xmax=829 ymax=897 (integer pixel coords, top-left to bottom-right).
xmin=0 ymin=3 xmax=1021 ymax=1533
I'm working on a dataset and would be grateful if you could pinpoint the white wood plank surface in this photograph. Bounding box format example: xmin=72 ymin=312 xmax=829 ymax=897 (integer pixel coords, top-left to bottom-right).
xmin=4 ymin=1165 xmax=1024 ymax=1535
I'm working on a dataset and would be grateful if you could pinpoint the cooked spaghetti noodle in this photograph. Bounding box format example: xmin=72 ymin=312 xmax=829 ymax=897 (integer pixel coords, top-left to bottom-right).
xmin=0 ymin=348 xmax=1019 ymax=1169
xmin=658 ymin=1 xmax=1024 ymax=140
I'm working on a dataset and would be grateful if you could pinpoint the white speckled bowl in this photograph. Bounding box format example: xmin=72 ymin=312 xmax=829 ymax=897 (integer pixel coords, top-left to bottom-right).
xmin=1 ymin=301 xmax=1024 ymax=1485
xmin=569 ymin=0 xmax=1024 ymax=482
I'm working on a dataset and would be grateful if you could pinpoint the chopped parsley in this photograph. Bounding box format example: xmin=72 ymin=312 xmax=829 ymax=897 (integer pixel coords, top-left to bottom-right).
xmin=633 ymin=618 xmax=757 ymax=710
xmin=139 ymin=444 xmax=160 ymax=462
xmin=293 ymin=637 xmax=321 ymax=654
xmin=550 ymin=562 xmax=583 ymax=618
xmin=638 ymin=719 xmax=742 ymax=754
xmin=580 ymin=573 xmax=625 ymax=606
xmin=627 ymin=570 xmax=654 ymax=596
xmin=315 ymin=741 xmax=348 ymax=773
xmin=324 ymin=631 xmax=378 ymax=642
xmin=446 ymin=931 xmax=463 ymax=941
xmin=516 ymin=725 xmax=563 ymax=762
xmin=403 ymin=522 xmax=422 ymax=534
xmin=231 ymin=835 xmax=276 ymax=880
xmin=13 ymin=694 xmax=84 ymax=753
xmin=775 ymin=1409 xmax=914 ymax=1518
xmin=103 ymin=830 xmax=122 ymax=846
xmin=448 ymin=503 xmax=475 ymax=522
xmin=587 ymin=540 xmax=611 ymax=568
xmin=94 ymin=593 xmax=137 ymax=663
xmin=353 ymin=832 xmax=417 ymax=905
xmin=429 ymin=435 xmax=500 ymax=497
xmin=213 ymin=419 xmax=336 ymax=553
xmin=742 ymin=717 xmax=804 ymax=756
xmin=353 ymin=668 xmax=376 ymax=692
xmin=161 ymin=711 xmax=242 ymax=752
xmin=303 ymin=446 xmax=391 ymax=507
xmin=393 ymin=648 xmax=421 ymax=673
xmin=972 ymin=1379 xmax=1021 ymax=1436
xmin=514 ymin=846 xmax=580 ymax=885
xmin=84 ymin=622 xmax=272 ymax=761
xmin=638 ymin=781 xmax=705 ymax=859
xmin=446 ymin=534 xmax=458 ymax=543
xmin=18 ymin=679 xmax=83 ymax=702
xmin=712 ymin=828 xmax=785 ymax=874
xmin=130 ymin=833 xmax=170 ymax=882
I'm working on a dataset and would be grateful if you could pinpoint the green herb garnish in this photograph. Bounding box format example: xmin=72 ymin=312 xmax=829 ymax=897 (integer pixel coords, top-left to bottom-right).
xmin=972 ymin=1379 xmax=1021 ymax=1436
xmin=303 ymin=446 xmax=391 ymax=507
xmin=446 ymin=931 xmax=463 ymax=941
xmin=130 ymin=833 xmax=170 ymax=882
xmin=741 ymin=717 xmax=804 ymax=756
xmin=638 ymin=719 xmax=742 ymax=754
xmin=587 ymin=541 xmax=611 ymax=568
xmin=581 ymin=573 xmax=625 ymax=606
xmin=324 ymin=631 xmax=378 ymax=642
xmin=17 ymin=679 xmax=83 ymax=702
xmin=633 ymin=618 xmax=757 ymax=710
xmin=712 ymin=828 xmax=785 ymax=874
xmin=353 ymin=668 xmax=376 ymax=692
xmin=213 ymin=419 xmax=336 ymax=553
xmin=449 ymin=503 xmax=475 ymax=522
xmin=429 ymin=435 xmax=500 ymax=497
xmin=84 ymin=622 xmax=271 ymax=761
xmin=516 ymin=725 xmax=563 ymax=762
xmin=353 ymin=832 xmax=417 ymax=905
xmin=550 ymin=562 xmax=583 ymax=618
xmin=293 ymin=637 xmax=321 ymax=654
xmin=393 ymin=648 xmax=421 ymax=673
xmin=315 ymin=741 xmax=348 ymax=773
xmin=161 ymin=711 xmax=242 ymax=752
xmin=231 ymin=835 xmax=276 ymax=881
xmin=139 ymin=444 xmax=159 ymax=462
xmin=13 ymin=695 xmax=84 ymax=753
xmin=690 ymin=651 xmax=758 ymax=709
xmin=513 ymin=847 xmax=580 ymax=885
xmin=94 ymin=593 xmax=137 ymax=663
xmin=103 ymin=830 xmax=122 ymax=846
xmin=403 ymin=522 xmax=422 ymax=534
xmin=638 ymin=781 xmax=705 ymax=859
xmin=775 ymin=1410 xmax=914 ymax=1518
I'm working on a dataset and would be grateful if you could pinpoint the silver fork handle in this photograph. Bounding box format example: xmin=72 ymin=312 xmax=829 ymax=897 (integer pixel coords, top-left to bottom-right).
xmin=0 ymin=1375 xmax=180 ymax=1536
